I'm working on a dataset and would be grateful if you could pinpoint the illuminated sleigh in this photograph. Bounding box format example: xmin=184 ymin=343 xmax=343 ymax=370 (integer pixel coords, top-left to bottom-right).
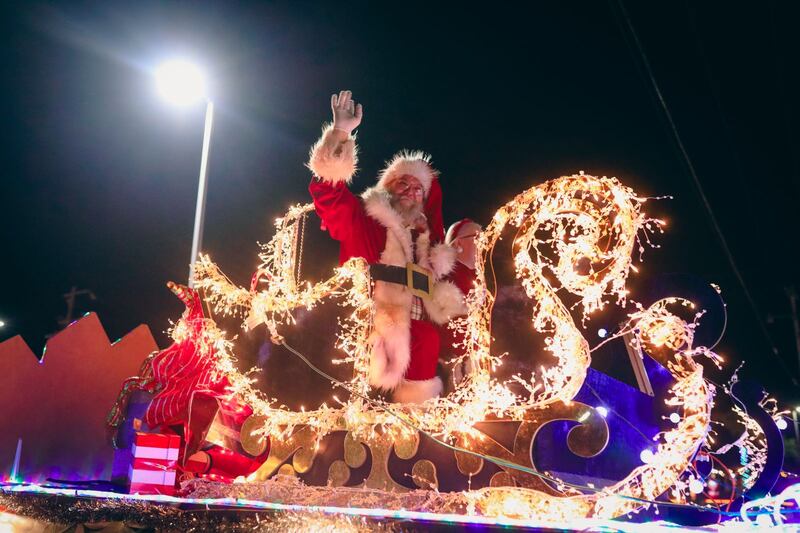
xmin=190 ymin=173 xmax=782 ymax=521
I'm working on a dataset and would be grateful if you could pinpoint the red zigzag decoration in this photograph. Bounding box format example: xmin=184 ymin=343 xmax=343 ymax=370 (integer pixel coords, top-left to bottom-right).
xmin=0 ymin=313 xmax=157 ymax=482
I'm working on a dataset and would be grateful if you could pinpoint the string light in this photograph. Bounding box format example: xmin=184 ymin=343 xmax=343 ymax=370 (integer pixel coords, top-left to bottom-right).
xmin=639 ymin=449 xmax=655 ymax=464
xmin=688 ymin=478 xmax=704 ymax=495
xmin=186 ymin=173 xmax=763 ymax=520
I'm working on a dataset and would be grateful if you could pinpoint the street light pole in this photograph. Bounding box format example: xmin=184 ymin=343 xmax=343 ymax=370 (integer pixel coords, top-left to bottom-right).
xmin=794 ymin=408 xmax=800 ymax=453
xmin=154 ymin=58 xmax=211 ymax=288
xmin=188 ymin=100 xmax=214 ymax=288
xmin=786 ymin=286 xmax=800 ymax=374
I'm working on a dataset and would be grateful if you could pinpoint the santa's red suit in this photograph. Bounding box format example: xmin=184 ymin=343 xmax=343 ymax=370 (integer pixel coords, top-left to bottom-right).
xmin=307 ymin=124 xmax=464 ymax=403
xmin=439 ymin=219 xmax=479 ymax=387
xmin=440 ymin=261 xmax=477 ymax=358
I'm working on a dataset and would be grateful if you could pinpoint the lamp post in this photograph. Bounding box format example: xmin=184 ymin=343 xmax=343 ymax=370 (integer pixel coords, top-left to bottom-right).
xmin=188 ymin=100 xmax=214 ymax=288
xmin=154 ymin=59 xmax=213 ymax=287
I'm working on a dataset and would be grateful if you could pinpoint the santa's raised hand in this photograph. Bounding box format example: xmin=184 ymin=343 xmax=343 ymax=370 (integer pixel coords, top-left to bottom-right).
xmin=331 ymin=90 xmax=363 ymax=134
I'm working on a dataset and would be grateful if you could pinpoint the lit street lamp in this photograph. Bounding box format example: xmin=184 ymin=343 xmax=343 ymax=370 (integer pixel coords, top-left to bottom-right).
xmin=154 ymin=59 xmax=214 ymax=288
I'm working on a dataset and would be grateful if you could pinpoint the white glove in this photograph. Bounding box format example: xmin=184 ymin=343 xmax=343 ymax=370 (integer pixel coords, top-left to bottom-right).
xmin=331 ymin=90 xmax=363 ymax=134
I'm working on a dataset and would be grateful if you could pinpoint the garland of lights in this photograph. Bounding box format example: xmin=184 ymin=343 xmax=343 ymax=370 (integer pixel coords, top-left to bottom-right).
xmin=717 ymin=377 xmax=786 ymax=493
xmin=6 ymin=476 xmax=800 ymax=529
xmin=188 ymin=173 xmax=770 ymax=520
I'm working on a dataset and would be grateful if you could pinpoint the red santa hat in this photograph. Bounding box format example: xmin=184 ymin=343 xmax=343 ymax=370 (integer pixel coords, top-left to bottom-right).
xmin=377 ymin=150 xmax=446 ymax=243
xmin=445 ymin=218 xmax=480 ymax=245
xmin=423 ymin=177 xmax=446 ymax=243
xmin=377 ymin=150 xmax=439 ymax=196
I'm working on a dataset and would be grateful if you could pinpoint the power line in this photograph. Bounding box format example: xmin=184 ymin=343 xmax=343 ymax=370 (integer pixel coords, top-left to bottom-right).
xmin=611 ymin=0 xmax=798 ymax=386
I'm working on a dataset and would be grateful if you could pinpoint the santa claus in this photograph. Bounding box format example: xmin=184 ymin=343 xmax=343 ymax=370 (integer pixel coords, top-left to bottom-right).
xmin=306 ymin=90 xmax=464 ymax=403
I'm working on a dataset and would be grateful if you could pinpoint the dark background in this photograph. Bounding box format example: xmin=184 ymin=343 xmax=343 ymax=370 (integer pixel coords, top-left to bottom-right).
xmin=1 ymin=1 xmax=798 ymax=406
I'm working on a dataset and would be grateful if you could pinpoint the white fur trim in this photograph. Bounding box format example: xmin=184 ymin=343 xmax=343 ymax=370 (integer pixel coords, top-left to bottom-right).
xmin=392 ymin=377 xmax=443 ymax=404
xmin=361 ymin=186 xmax=450 ymax=390
xmin=423 ymin=280 xmax=468 ymax=325
xmin=415 ymin=231 xmax=431 ymax=266
xmin=415 ymin=230 xmax=459 ymax=285
xmin=377 ymin=150 xmax=438 ymax=195
xmin=428 ymin=242 xmax=457 ymax=279
xmin=368 ymin=301 xmax=411 ymax=390
xmin=362 ymin=186 xmax=413 ymax=263
xmin=363 ymin=187 xmax=415 ymax=390
xmin=306 ymin=124 xmax=357 ymax=185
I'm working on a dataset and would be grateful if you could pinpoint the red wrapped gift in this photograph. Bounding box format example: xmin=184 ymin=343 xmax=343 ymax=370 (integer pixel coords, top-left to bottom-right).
xmin=128 ymin=432 xmax=180 ymax=495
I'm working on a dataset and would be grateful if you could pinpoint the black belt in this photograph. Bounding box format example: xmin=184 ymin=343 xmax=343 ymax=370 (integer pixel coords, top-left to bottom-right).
xmin=369 ymin=263 xmax=433 ymax=299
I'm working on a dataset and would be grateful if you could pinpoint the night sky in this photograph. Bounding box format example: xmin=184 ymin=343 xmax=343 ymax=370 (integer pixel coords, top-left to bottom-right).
xmin=2 ymin=2 xmax=798 ymax=403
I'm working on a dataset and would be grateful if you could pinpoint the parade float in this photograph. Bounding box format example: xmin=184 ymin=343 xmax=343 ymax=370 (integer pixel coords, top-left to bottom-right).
xmin=1 ymin=173 xmax=796 ymax=531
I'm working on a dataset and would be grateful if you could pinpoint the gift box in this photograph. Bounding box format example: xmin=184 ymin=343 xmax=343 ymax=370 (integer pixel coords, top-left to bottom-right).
xmin=128 ymin=432 xmax=180 ymax=495
xmin=110 ymin=390 xmax=154 ymax=489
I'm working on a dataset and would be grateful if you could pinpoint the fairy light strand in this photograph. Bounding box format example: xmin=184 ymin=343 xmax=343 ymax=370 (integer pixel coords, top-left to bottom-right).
xmin=185 ymin=173 xmax=769 ymax=520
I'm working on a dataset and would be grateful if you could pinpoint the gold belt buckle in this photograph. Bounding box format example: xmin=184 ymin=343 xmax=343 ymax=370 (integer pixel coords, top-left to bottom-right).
xmin=406 ymin=262 xmax=433 ymax=299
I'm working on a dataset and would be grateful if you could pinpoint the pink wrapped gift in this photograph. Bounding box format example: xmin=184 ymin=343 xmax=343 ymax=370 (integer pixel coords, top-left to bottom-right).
xmin=128 ymin=432 xmax=180 ymax=495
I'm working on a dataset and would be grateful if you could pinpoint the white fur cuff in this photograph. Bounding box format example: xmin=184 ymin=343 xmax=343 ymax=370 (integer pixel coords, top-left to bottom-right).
xmin=392 ymin=376 xmax=443 ymax=404
xmin=423 ymin=280 xmax=468 ymax=325
xmin=428 ymin=242 xmax=457 ymax=279
xmin=306 ymin=123 xmax=358 ymax=185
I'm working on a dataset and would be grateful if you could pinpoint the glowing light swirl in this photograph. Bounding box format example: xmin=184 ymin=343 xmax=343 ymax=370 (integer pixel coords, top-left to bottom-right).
xmin=470 ymin=298 xmax=714 ymax=520
xmin=452 ymin=173 xmax=661 ymax=419
xmin=716 ymin=385 xmax=782 ymax=494
xmin=193 ymin=203 xmax=375 ymax=438
xmin=730 ymin=405 xmax=768 ymax=492
xmin=190 ymin=174 xmax=721 ymax=520
xmin=194 ymin=175 xmax=662 ymax=434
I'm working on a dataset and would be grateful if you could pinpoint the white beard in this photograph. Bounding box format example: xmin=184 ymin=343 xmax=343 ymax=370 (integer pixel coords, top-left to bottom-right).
xmin=390 ymin=199 xmax=423 ymax=226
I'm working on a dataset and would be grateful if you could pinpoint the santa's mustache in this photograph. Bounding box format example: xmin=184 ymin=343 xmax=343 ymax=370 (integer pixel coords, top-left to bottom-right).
xmin=390 ymin=197 xmax=423 ymax=224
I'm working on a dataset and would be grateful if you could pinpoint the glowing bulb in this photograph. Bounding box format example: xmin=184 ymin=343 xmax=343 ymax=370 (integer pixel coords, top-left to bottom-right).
xmin=688 ymin=478 xmax=704 ymax=494
xmin=639 ymin=449 xmax=654 ymax=464
xmin=0 ymin=320 xmax=5 ymax=328
xmin=597 ymin=328 xmax=608 ymax=338
xmin=669 ymin=413 xmax=681 ymax=424
xmin=596 ymin=406 xmax=608 ymax=418
xmin=155 ymin=59 xmax=207 ymax=106
xmin=776 ymin=418 xmax=788 ymax=430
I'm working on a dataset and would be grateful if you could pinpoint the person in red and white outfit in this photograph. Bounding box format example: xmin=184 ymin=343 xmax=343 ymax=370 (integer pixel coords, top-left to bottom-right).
xmin=442 ymin=219 xmax=482 ymax=386
xmin=444 ymin=219 xmax=481 ymax=302
xmin=307 ymin=90 xmax=464 ymax=403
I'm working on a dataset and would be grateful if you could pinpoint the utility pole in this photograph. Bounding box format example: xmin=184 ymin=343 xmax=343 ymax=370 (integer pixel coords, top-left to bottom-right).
xmin=780 ymin=286 xmax=800 ymax=455
xmin=57 ymin=286 xmax=97 ymax=329
xmin=794 ymin=409 xmax=800 ymax=451
xmin=786 ymin=286 xmax=800 ymax=375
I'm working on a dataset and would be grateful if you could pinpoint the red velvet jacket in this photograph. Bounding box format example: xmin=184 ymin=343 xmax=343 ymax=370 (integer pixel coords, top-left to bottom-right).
xmin=309 ymin=177 xmax=446 ymax=266
xmin=309 ymin=178 xmax=387 ymax=266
